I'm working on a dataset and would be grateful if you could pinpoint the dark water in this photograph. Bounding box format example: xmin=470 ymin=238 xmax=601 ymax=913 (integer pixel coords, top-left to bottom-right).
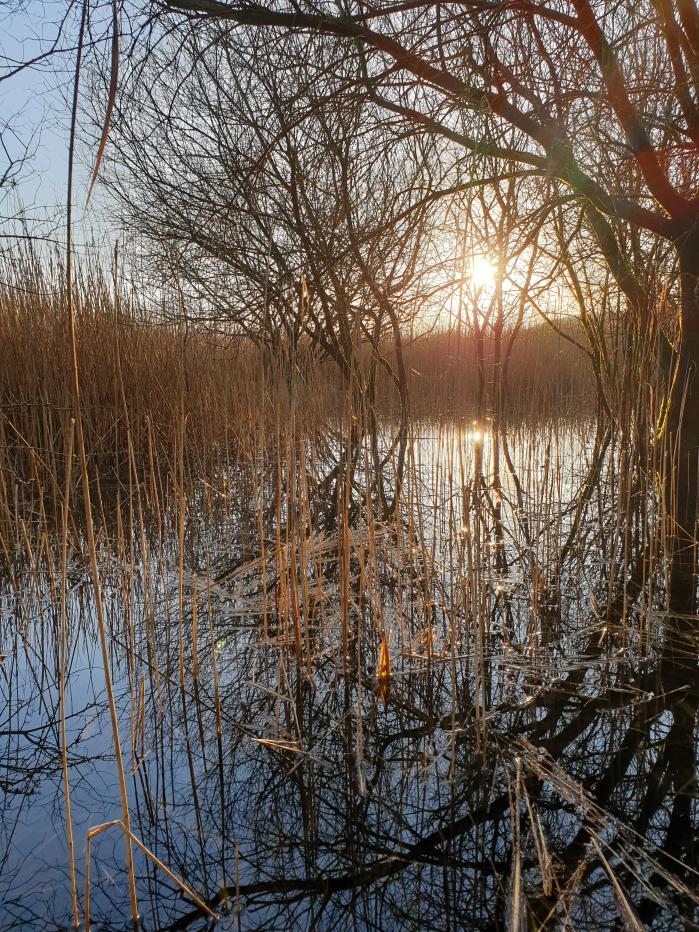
xmin=1 ymin=419 xmax=697 ymax=930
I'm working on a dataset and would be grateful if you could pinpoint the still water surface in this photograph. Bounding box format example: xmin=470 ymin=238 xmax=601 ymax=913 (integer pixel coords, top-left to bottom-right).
xmin=0 ymin=419 xmax=696 ymax=929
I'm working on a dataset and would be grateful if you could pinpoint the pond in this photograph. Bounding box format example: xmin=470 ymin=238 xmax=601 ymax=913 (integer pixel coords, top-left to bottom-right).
xmin=0 ymin=417 xmax=696 ymax=930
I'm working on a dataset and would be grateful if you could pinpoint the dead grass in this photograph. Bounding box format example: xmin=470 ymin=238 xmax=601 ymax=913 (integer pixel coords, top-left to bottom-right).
xmin=0 ymin=250 xmax=593 ymax=496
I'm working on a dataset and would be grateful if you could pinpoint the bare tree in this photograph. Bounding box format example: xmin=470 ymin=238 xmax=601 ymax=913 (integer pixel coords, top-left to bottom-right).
xmin=102 ymin=22 xmax=473 ymax=509
xmin=144 ymin=0 xmax=699 ymax=613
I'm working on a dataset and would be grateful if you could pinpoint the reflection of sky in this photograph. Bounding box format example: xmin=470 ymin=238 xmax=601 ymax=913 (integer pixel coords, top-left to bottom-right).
xmin=0 ymin=0 xmax=113 ymax=249
xmin=0 ymin=417 xmax=687 ymax=929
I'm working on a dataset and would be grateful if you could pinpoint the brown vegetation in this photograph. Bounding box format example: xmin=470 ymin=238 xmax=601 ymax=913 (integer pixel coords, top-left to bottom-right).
xmin=0 ymin=254 xmax=593 ymax=489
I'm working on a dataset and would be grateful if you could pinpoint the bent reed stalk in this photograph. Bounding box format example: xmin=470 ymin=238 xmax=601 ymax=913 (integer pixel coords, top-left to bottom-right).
xmin=66 ymin=10 xmax=138 ymax=925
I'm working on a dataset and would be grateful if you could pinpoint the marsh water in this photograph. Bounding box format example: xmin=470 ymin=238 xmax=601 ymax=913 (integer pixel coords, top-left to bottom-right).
xmin=1 ymin=417 xmax=697 ymax=930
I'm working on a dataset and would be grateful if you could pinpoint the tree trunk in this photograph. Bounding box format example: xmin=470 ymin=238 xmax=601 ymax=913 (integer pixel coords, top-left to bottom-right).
xmin=667 ymin=242 xmax=699 ymax=619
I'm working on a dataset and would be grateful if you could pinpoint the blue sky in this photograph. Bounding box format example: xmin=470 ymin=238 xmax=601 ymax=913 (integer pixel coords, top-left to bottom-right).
xmin=0 ymin=0 xmax=114 ymax=250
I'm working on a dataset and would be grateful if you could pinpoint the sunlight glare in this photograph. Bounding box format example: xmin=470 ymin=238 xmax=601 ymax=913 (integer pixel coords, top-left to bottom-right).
xmin=470 ymin=255 xmax=496 ymax=290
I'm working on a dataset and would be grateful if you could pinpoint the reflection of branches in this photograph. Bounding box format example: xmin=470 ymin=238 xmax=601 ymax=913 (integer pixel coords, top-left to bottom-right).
xmin=2 ymin=418 xmax=698 ymax=930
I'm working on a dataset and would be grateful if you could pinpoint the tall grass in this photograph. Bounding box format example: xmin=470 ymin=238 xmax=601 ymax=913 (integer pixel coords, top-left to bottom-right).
xmin=396 ymin=319 xmax=594 ymax=418
xmin=0 ymin=252 xmax=320 ymax=474
xmin=0 ymin=250 xmax=594 ymax=484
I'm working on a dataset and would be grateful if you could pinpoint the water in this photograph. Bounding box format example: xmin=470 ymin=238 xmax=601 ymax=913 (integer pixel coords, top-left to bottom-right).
xmin=0 ymin=418 xmax=696 ymax=929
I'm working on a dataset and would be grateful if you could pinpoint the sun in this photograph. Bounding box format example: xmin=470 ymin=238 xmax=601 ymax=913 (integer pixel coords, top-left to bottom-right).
xmin=470 ymin=255 xmax=496 ymax=290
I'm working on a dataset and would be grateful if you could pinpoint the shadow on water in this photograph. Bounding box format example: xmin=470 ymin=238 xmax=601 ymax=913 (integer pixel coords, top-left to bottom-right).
xmin=0 ymin=414 xmax=697 ymax=930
